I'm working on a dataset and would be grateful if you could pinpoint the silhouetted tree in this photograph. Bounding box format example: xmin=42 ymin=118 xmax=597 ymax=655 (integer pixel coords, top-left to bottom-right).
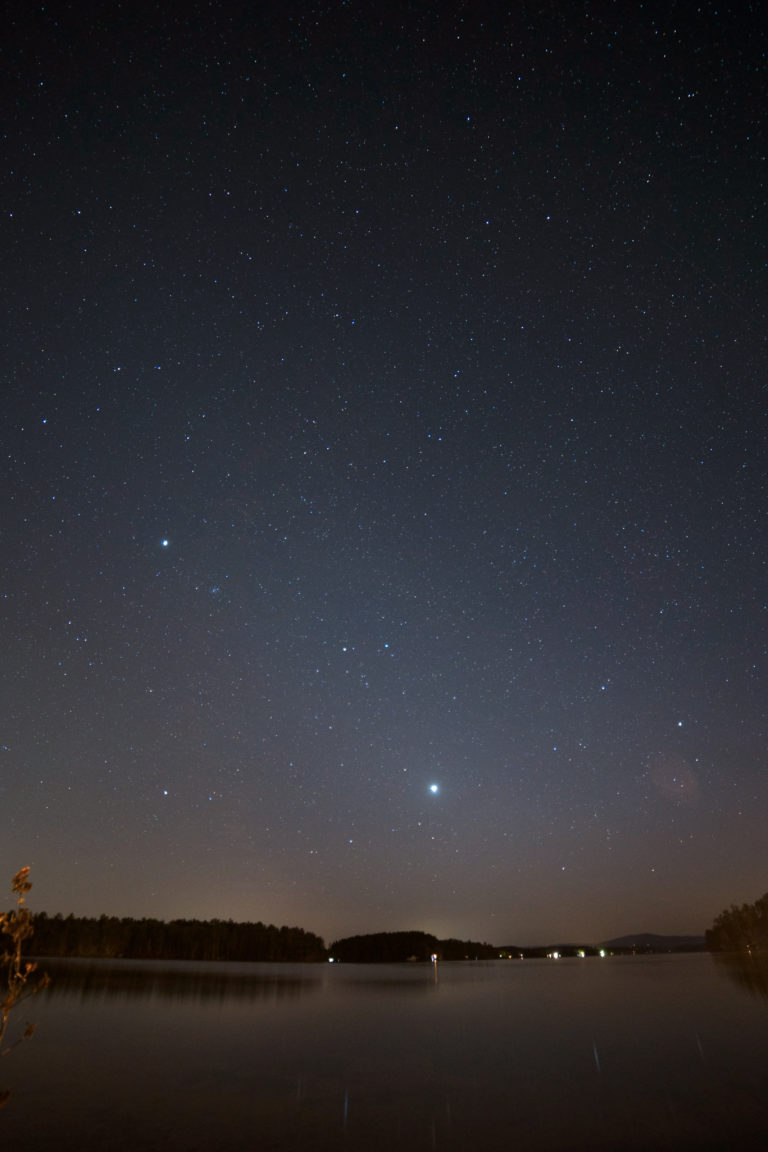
xmin=329 ymin=931 xmax=497 ymax=962
xmin=28 ymin=912 xmax=326 ymax=962
xmin=707 ymin=892 xmax=768 ymax=953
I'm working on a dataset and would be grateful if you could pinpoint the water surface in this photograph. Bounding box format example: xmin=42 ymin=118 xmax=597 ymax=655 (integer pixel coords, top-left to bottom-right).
xmin=2 ymin=953 xmax=768 ymax=1150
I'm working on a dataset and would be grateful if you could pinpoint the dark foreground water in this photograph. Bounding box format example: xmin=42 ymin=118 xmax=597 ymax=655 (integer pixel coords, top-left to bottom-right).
xmin=2 ymin=953 xmax=768 ymax=1150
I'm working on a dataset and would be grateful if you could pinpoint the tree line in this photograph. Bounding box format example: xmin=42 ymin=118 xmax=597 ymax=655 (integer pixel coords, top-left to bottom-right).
xmin=329 ymin=930 xmax=497 ymax=962
xmin=23 ymin=918 xmax=500 ymax=964
xmin=25 ymin=911 xmax=327 ymax=962
xmin=706 ymin=892 xmax=768 ymax=953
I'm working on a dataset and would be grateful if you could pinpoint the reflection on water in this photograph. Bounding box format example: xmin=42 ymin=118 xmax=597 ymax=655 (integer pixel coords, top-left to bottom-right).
xmin=39 ymin=957 xmax=322 ymax=1003
xmin=3 ymin=954 xmax=768 ymax=1151
xmin=39 ymin=956 xmax=448 ymax=1004
xmin=713 ymin=951 xmax=768 ymax=1002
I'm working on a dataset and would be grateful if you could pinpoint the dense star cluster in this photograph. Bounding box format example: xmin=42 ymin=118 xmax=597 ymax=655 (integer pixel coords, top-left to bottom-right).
xmin=2 ymin=2 xmax=765 ymax=945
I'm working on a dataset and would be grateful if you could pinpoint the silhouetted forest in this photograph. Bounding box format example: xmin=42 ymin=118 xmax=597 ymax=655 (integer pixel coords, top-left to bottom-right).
xmin=25 ymin=912 xmax=326 ymax=962
xmin=707 ymin=892 xmax=768 ymax=953
xmin=23 ymin=913 xmax=701 ymax=964
xmin=329 ymin=930 xmax=497 ymax=962
xmin=19 ymin=916 xmax=502 ymax=965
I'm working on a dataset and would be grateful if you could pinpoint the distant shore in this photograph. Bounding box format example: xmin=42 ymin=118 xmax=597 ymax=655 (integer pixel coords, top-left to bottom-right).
xmin=22 ymin=915 xmax=707 ymax=964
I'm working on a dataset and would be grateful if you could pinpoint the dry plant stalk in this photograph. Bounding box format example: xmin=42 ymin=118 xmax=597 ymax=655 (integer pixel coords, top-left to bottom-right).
xmin=0 ymin=867 xmax=50 ymax=1108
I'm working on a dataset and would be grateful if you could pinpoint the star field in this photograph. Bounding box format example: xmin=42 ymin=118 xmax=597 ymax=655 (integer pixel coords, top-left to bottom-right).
xmin=1 ymin=0 xmax=766 ymax=945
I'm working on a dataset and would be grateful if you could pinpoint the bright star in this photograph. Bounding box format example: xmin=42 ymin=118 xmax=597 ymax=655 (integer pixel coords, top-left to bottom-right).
xmin=161 ymin=539 xmax=170 ymax=548
xmin=429 ymin=784 xmax=439 ymax=794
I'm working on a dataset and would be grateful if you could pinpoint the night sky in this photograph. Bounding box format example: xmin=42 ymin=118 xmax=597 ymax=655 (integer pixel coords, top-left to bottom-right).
xmin=2 ymin=1 xmax=766 ymax=947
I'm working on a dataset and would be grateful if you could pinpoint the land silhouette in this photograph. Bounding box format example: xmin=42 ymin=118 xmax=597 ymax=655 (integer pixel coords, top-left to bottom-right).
xmin=18 ymin=913 xmax=709 ymax=964
xmin=11 ymin=869 xmax=764 ymax=966
xmin=706 ymin=892 xmax=768 ymax=953
xmin=26 ymin=911 xmax=326 ymax=963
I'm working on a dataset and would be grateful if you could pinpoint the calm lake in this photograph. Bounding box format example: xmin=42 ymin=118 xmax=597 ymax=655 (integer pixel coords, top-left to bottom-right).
xmin=2 ymin=953 xmax=768 ymax=1150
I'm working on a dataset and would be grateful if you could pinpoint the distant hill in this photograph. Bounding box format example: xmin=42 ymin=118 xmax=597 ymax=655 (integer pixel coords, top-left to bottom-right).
xmin=497 ymin=934 xmax=707 ymax=957
xmin=600 ymin=933 xmax=706 ymax=952
xmin=329 ymin=930 xmax=498 ymax=962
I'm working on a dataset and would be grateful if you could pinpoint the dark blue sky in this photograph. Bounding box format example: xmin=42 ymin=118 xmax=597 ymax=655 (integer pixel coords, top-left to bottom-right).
xmin=2 ymin=0 xmax=766 ymax=945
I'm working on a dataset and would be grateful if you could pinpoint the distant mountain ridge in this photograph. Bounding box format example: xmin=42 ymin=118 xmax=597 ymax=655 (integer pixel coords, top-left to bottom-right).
xmin=599 ymin=933 xmax=706 ymax=951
